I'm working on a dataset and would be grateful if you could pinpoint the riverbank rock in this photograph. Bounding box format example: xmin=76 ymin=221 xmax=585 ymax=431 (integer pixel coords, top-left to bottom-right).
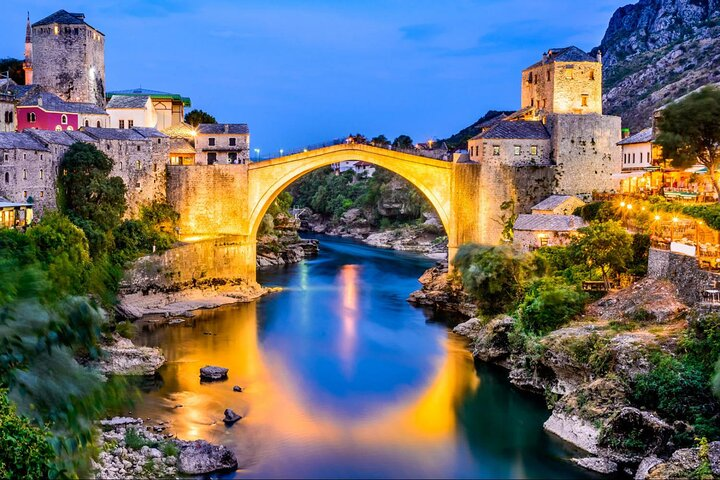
xmin=452 ymin=317 xmax=483 ymax=339
xmin=95 ymin=335 xmax=165 ymax=376
xmin=408 ymin=265 xmax=476 ymax=316
xmin=223 ymin=408 xmax=242 ymax=424
xmin=176 ymin=439 xmax=238 ymax=475
xmin=598 ymin=407 xmax=674 ymax=460
xmin=572 ymin=457 xmax=618 ymax=474
xmin=586 ymin=278 xmax=688 ymax=324
xmin=200 ymin=366 xmax=228 ymax=381
xmin=644 ymin=442 xmax=720 ymax=479
xmin=472 ymin=315 xmax=515 ymax=366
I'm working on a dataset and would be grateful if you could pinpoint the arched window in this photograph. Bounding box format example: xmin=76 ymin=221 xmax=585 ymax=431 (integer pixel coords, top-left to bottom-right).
xmin=22 ymin=169 xmax=27 ymax=180
xmin=97 ymin=121 xmax=101 ymax=127
xmin=85 ymin=120 xmax=89 ymax=127
xmin=28 ymin=112 xmax=36 ymax=123
xmin=61 ymin=114 xmax=67 ymax=124
xmin=39 ymin=169 xmax=44 ymax=180
xmin=67 ymin=126 xmax=73 ymax=131
xmin=136 ymin=160 xmax=141 ymax=170
xmin=55 ymin=125 xmax=62 ymax=131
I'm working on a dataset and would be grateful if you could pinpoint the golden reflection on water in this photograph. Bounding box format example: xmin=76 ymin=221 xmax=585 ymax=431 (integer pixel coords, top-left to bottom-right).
xmin=141 ymin=296 xmax=480 ymax=473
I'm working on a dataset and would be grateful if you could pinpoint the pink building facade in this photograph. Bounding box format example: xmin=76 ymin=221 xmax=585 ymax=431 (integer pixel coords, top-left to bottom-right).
xmin=16 ymin=106 xmax=79 ymax=132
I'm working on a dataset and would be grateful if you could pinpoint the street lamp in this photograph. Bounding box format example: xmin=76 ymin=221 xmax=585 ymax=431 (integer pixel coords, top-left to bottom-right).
xmin=280 ymin=149 xmax=284 ymax=156
xmin=254 ymin=148 xmax=260 ymax=160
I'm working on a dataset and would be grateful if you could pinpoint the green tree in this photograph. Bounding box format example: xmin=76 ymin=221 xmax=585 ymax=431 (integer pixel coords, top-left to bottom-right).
xmin=184 ymin=109 xmax=217 ymax=127
xmin=518 ymin=278 xmax=587 ymax=334
xmin=570 ymin=221 xmax=633 ymax=289
xmin=656 ymin=86 xmax=720 ymax=201
xmin=453 ymin=243 xmax=531 ymax=314
xmin=0 ymin=391 xmax=54 ymax=478
xmin=392 ymin=134 xmax=414 ymax=149
xmin=347 ymin=133 xmax=367 ymax=144
xmin=26 ymin=212 xmax=91 ymax=295
xmin=370 ymin=135 xmax=390 ymax=147
xmin=59 ymin=142 xmax=127 ymax=232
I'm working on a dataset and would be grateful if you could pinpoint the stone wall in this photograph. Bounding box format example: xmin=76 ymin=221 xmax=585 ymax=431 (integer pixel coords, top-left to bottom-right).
xmin=119 ymin=235 xmax=256 ymax=293
xmin=0 ymin=147 xmax=56 ymax=214
xmin=32 ymin=24 xmax=105 ymax=106
xmin=477 ymin=163 xmax=556 ymax=243
xmin=480 ymin=138 xmax=552 ymax=166
xmin=647 ymin=248 xmax=720 ymax=304
xmin=521 ymin=61 xmax=602 ymax=115
xmin=549 ymin=113 xmax=621 ymax=197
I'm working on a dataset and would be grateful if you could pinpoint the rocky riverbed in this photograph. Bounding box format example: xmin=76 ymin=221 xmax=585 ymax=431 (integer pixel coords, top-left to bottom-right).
xmin=93 ymin=417 xmax=238 ymax=479
xmin=299 ymin=207 xmax=448 ymax=258
xmin=410 ymin=263 xmax=720 ymax=478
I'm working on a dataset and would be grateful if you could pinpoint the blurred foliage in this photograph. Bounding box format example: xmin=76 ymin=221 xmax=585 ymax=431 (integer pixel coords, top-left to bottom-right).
xmin=0 ymin=390 xmax=54 ymax=478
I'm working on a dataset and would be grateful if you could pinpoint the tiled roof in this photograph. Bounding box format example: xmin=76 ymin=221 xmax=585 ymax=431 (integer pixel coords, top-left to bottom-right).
xmin=531 ymin=195 xmax=582 ymax=211
xmin=33 ymin=10 xmax=88 ymax=27
xmin=197 ymin=123 xmax=249 ymax=135
xmin=169 ymin=138 xmax=196 ymax=154
xmin=162 ymin=122 xmax=196 ymax=139
xmin=526 ymin=46 xmax=597 ymax=69
xmin=106 ymin=95 xmax=150 ymax=109
xmin=0 ymin=196 xmax=32 ymax=208
xmin=106 ymin=88 xmax=191 ymax=106
xmin=132 ymin=128 xmax=167 ymax=138
xmin=618 ymin=128 xmax=654 ymax=145
xmin=477 ymin=120 xmax=550 ymax=140
xmin=82 ymin=128 xmax=148 ymax=141
xmin=0 ymin=132 xmax=50 ymax=151
xmin=25 ymin=129 xmax=95 ymax=146
xmin=19 ymin=90 xmax=107 ymax=115
xmin=514 ymin=214 xmax=586 ymax=232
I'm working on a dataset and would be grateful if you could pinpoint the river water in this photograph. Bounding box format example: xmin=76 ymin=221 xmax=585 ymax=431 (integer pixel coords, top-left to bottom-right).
xmin=132 ymin=235 xmax=592 ymax=479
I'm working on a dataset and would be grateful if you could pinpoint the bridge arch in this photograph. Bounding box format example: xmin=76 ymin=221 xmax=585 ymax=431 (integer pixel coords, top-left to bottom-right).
xmin=247 ymin=144 xmax=453 ymax=239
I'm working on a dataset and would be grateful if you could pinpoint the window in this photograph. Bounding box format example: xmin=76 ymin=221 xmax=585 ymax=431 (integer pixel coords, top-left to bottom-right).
xmin=209 ymin=138 xmax=216 ymax=146
xmin=589 ymin=70 xmax=595 ymax=81
xmin=527 ymin=72 xmax=533 ymax=84
xmin=632 ymin=153 xmax=636 ymax=163
xmin=564 ymin=67 xmax=574 ymax=80
xmin=207 ymin=152 xmax=217 ymax=164
xmin=137 ymin=145 xmax=141 ymax=151
xmin=55 ymin=125 xmax=62 ymax=131
xmin=54 ymin=25 xmax=59 ymax=35
xmin=153 ymin=164 xmax=157 ymax=172
xmin=61 ymin=114 xmax=67 ymax=124
xmin=107 ymin=143 xmax=111 ymax=150
xmin=136 ymin=160 xmax=141 ymax=170
xmin=539 ymin=235 xmax=549 ymax=247
xmin=22 ymin=169 xmax=27 ymax=180
xmin=23 ymin=191 xmax=27 ymax=198
xmin=119 ymin=120 xmax=125 ymax=129
xmin=67 ymin=126 xmax=73 ymax=131
xmin=546 ymin=70 xmax=550 ymax=81
xmin=4 ymin=111 xmax=13 ymax=123
xmin=493 ymin=145 xmax=500 ymax=156
xmin=530 ymin=98 xmax=534 ymax=107
xmin=4 ymin=172 xmax=8 ymax=183
xmin=27 ymin=112 xmax=36 ymax=123
xmin=530 ymin=145 xmax=538 ymax=156
xmin=96 ymin=121 xmax=101 ymax=127
xmin=581 ymin=95 xmax=589 ymax=107
xmin=119 ymin=162 xmax=123 ymax=170
xmin=85 ymin=120 xmax=89 ymax=127
xmin=40 ymin=191 xmax=44 ymax=198
xmin=229 ymin=152 xmax=238 ymax=163
xmin=514 ymin=145 xmax=521 ymax=156
xmin=229 ymin=137 xmax=236 ymax=146
xmin=128 ymin=120 xmax=134 ymax=128
xmin=39 ymin=169 xmax=43 ymax=180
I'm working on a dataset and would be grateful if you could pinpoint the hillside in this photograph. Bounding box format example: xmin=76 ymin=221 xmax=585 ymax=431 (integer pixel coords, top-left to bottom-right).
xmin=437 ymin=110 xmax=513 ymax=150
xmin=598 ymin=0 xmax=720 ymax=131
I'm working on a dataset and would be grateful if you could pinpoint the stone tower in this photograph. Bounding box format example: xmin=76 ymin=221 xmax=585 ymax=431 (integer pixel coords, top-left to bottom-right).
xmin=520 ymin=46 xmax=603 ymax=115
xmin=30 ymin=10 xmax=105 ymax=106
xmin=23 ymin=13 xmax=33 ymax=85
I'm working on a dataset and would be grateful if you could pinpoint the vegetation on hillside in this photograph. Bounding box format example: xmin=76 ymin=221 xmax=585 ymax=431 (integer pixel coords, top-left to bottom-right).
xmin=0 ymin=57 xmax=24 ymax=85
xmin=0 ymin=142 xmax=179 ymax=476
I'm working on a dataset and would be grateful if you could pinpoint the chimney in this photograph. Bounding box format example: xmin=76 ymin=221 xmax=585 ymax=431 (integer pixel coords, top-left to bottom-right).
xmin=596 ymin=50 xmax=602 ymax=64
xmin=622 ymin=128 xmax=630 ymax=139
xmin=37 ymin=95 xmax=42 ymax=107
xmin=224 ymin=124 xmax=229 ymax=134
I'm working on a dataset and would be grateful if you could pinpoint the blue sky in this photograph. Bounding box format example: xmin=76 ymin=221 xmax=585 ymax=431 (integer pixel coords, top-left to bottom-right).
xmin=1 ymin=1 xmax=626 ymax=153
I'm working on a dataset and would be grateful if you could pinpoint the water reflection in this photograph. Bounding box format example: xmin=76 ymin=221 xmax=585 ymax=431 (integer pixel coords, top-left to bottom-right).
xmin=132 ymin=235 xmax=591 ymax=479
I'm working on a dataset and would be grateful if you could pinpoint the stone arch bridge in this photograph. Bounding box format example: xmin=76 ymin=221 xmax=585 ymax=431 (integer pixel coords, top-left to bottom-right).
xmin=166 ymin=143 xmax=493 ymax=284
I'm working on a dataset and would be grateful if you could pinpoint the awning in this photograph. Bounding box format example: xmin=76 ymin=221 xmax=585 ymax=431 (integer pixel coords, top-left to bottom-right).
xmin=612 ymin=171 xmax=648 ymax=180
xmin=684 ymin=165 xmax=708 ymax=174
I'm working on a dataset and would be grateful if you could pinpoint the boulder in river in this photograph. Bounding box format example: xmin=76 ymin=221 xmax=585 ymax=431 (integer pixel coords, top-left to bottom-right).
xmin=177 ymin=439 xmax=238 ymax=475
xmin=95 ymin=334 xmax=165 ymax=376
xmin=233 ymin=385 xmax=243 ymax=392
xmin=200 ymin=366 xmax=229 ymax=381
xmin=223 ymin=408 xmax=242 ymax=424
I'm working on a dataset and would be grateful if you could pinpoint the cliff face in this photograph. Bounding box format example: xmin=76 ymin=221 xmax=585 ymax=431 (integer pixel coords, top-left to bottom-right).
xmin=599 ymin=0 xmax=720 ymax=131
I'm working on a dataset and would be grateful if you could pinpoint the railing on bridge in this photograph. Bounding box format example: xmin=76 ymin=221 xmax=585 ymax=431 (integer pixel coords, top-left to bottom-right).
xmin=255 ymin=139 xmax=450 ymax=162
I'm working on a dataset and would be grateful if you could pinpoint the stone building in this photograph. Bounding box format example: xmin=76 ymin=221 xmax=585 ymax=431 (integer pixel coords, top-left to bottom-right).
xmin=530 ymin=195 xmax=585 ymax=215
xmin=521 ymin=46 xmax=603 ymax=115
xmin=467 ymin=120 xmax=552 ymax=166
xmin=29 ymin=10 xmax=106 ymax=107
xmin=106 ymin=89 xmax=191 ymax=131
xmin=195 ymin=124 xmax=250 ymax=165
xmin=0 ymin=132 xmax=55 ymax=214
xmin=17 ymin=89 xmax=108 ymax=131
xmin=512 ymin=213 xmax=587 ymax=252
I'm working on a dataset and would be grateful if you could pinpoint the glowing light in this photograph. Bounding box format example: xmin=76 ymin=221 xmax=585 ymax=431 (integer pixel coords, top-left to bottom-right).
xmin=620 ymin=201 xmax=626 ymax=207
xmin=626 ymin=204 xmax=633 ymax=210
xmin=654 ymin=215 xmax=661 ymax=221
xmin=672 ymin=217 xmax=679 ymax=223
